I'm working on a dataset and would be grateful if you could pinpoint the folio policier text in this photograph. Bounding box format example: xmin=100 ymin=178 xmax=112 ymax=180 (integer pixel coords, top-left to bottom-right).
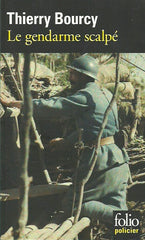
xmin=6 ymin=12 xmax=99 ymax=28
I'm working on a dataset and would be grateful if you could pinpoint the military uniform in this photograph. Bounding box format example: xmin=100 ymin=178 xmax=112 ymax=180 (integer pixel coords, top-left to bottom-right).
xmin=33 ymin=81 xmax=130 ymax=224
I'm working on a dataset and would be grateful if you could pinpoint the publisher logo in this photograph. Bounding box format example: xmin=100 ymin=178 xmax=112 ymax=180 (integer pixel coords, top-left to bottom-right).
xmin=113 ymin=211 xmax=140 ymax=239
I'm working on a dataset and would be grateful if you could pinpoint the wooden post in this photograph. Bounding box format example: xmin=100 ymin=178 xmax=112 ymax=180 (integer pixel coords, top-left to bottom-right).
xmin=59 ymin=217 xmax=90 ymax=240
xmin=1 ymin=225 xmax=38 ymax=240
xmin=0 ymin=182 xmax=72 ymax=201
xmin=14 ymin=54 xmax=32 ymax=239
xmin=46 ymin=217 xmax=74 ymax=240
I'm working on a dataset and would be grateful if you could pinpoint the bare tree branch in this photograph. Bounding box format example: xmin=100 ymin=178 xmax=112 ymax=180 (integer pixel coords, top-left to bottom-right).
xmin=14 ymin=54 xmax=32 ymax=239
xmin=2 ymin=53 xmax=51 ymax=184
xmin=1 ymin=53 xmax=23 ymax=100
xmin=71 ymin=128 xmax=84 ymax=216
xmin=129 ymin=88 xmax=141 ymax=140
xmin=31 ymin=118 xmax=52 ymax=183
xmin=13 ymin=53 xmax=23 ymax=95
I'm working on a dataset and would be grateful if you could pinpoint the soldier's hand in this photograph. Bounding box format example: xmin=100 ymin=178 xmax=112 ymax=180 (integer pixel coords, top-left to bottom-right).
xmin=0 ymin=93 xmax=12 ymax=107
xmin=0 ymin=94 xmax=22 ymax=109
xmin=49 ymin=137 xmax=66 ymax=152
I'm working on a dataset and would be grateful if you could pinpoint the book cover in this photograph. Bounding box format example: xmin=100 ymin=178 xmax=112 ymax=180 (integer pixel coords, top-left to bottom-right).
xmin=0 ymin=0 xmax=145 ymax=239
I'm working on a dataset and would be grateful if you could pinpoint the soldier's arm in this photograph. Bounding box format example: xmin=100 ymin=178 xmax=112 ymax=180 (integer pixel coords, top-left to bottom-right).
xmin=1 ymin=91 xmax=89 ymax=120
xmin=33 ymin=91 xmax=89 ymax=120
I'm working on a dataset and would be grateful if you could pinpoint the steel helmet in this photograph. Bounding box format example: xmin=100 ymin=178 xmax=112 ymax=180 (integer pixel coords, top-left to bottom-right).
xmin=67 ymin=55 xmax=98 ymax=80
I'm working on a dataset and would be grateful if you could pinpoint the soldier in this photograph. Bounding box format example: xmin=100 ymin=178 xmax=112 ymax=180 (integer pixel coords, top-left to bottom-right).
xmin=1 ymin=55 xmax=130 ymax=226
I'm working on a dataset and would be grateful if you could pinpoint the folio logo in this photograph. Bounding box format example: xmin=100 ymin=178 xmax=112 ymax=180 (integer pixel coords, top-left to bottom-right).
xmin=113 ymin=211 xmax=140 ymax=240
